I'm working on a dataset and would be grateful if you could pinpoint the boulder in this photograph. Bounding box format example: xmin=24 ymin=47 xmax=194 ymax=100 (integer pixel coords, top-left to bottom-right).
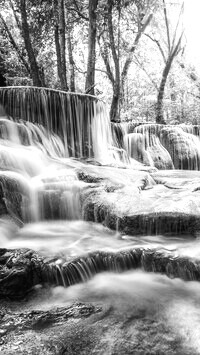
xmin=0 ymin=171 xmax=32 ymax=223
xmin=0 ymin=248 xmax=44 ymax=298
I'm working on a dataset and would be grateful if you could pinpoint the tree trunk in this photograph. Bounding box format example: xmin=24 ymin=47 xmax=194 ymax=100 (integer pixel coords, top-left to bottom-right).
xmin=53 ymin=0 xmax=62 ymax=86
xmin=53 ymin=0 xmax=68 ymax=91
xmin=107 ymin=0 xmax=120 ymax=121
xmin=156 ymin=36 xmax=182 ymax=124
xmin=19 ymin=0 xmax=42 ymax=87
xmin=110 ymin=83 xmax=121 ymax=121
xmin=58 ymin=0 xmax=68 ymax=91
xmin=66 ymin=13 xmax=75 ymax=92
xmin=156 ymin=59 xmax=172 ymax=124
xmin=85 ymin=0 xmax=98 ymax=95
xmin=156 ymin=1 xmax=183 ymax=124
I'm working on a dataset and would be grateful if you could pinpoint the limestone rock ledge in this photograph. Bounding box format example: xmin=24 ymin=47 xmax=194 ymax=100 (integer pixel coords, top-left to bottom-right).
xmin=79 ymin=166 xmax=200 ymax=236
xmin=1 ymin=247 xmax=200 ymax=299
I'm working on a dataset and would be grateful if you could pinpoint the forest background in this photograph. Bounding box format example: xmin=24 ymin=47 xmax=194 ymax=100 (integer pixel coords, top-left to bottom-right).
xmin=0 ymin=0 xmax=199 ymax=124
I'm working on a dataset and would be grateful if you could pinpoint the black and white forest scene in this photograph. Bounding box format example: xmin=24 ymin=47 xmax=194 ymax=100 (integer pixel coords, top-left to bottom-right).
xmin=1 ymin=0 xmax=200 ymax=354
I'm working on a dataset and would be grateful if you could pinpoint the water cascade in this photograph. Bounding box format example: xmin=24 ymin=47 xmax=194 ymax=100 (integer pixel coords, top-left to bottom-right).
xmin=0 ymin=87 xmax=200 ymax=353
xmin=0 ymin=86 xmax=124 ymax=164
xmin=114 ymin=121 xmax=200 ymax=170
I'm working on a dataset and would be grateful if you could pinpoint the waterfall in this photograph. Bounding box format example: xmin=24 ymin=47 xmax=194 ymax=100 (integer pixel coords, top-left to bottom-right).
xmin=1 ymin=87 xmax=200 ymax=355
xmin=0 ymin=86 xmax=119 ymax=164
xmin=0 ymin=86 xmax=130 ymax=225
xmin=111 ymin=121 xmax=200 ymax=170
xmin=1 ymin=85 xmax=200 ymax=297
xmin=44 ymin=247 xmax=200 ymax=288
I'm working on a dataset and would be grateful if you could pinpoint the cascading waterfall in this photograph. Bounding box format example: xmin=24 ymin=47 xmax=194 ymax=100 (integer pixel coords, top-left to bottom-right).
xmin=0 ymin=85 xmax=200 ymax=310
xmin=0 ymin=86 xmax=126 ymax=164
xmin=0 ymin=86 xmax=128 ymax=223
xmin=114 ymin=121 xmax=200 ymax=170
xmin=1 ymin=87 xmax=200 ymax=354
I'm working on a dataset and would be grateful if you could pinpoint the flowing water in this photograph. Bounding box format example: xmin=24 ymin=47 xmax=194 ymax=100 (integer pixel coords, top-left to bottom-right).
xmin=114 ymin=121 xmax=200 ymax=170
xmin=1 ymin=87 xmax=200 ymax=352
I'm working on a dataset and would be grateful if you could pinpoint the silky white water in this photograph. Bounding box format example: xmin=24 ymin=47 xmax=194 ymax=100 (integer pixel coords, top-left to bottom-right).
xmin=1 ymin=88 xmax=200 ymax=353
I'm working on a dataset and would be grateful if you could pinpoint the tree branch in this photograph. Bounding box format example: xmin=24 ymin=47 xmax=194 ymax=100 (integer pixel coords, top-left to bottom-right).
xmin=163 ymin=0 xmax=171 ymax=52
xmin=95 ymin=68 xmax=110 ymax=75
xmin=107 ymin=0 xmax=119 ymax=77
xmin=9 ymin=0 xmax=22 ymax=32
xmin=134 ymin=55 xmax=159 ymax=90
xmin=171 ymin=2 xmax=184 ymax=51
xmin=0 ymin=13 xmax=30 ymax=74
xmin=144 ymin=33 xmax=166 ymax=63
xmin=97 ymin=33 xmax=115 ymax=85
xmin=121 ymin=13 xmax=153 ymax=85
xmin=72 ymin=0 xmax=89 ymax=21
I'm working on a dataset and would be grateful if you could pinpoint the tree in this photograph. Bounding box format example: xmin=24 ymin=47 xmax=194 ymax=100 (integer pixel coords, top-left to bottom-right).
xmin=0 ymin=54 xmax=6 ymax=86
xmin=98 ymin=0 xmax=154 ymax=121
xmin=149 ymin=0 xmax=184 ymax=123
xmin=84 ymin=0 xmax=99 ymax=94
xmin=53 ymin=0 xmax=68 ymax=91
xmin=0 ymin=0 xmax=54 ymax=86
xmin=156 ymin=1 xmax=184 ymax=123
xmin=0 ymin=11 xmax=30 ymax=75
xmin=66 ymin=10 xmax=76 ymax=92
xmin=19 ymin=0 xmax=43 ymax=86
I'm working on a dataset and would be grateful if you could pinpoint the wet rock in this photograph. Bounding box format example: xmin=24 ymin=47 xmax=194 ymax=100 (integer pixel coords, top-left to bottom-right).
xmin=76 ymin=169 xmax=103 ymax=183
xmin=0 ymin=303 xmax=101 ymax=355
xmin=78 ymin=165 xmax=200 ymax=236
xmin=151 ymin=170 xmax=200 ymax=192
xmin=124 ymin=132 xmax=173 ymax=170
xmin=2 ymin=245 xmax=200 ymax=301
xmin=77 ymin=165 xmax=155 ymax=188
xmin=0 ymin=298 xmax=196 ymax=355
xmin=146 ymin=137 xmax=174 ymax=170
xmin=0 ymin=248 xmax=48 ymax=298
xmin=161 ymin=126 xmax=200 ymax=170
xmin=124 ymin=124 xmax=200 ymax=171
xmin=0 ymin=171 xmax=31 ymax=223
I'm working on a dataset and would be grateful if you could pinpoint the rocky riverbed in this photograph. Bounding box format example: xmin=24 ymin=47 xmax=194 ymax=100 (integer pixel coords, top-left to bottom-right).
xmin=1 ymin=160 xmax=200 ymax=353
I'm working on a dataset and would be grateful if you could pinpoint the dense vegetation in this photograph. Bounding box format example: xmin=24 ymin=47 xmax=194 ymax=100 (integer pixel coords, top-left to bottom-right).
xmin=0 ymin=0 xmax=199 ymax=123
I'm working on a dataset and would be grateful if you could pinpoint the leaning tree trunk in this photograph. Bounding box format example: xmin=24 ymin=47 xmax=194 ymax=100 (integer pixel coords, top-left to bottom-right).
xmin=85 ymin=0 xmax=98 ymax=95
xmin=20 ymin=0 xmax=42 ymax=87
xmin=110 ymin=82 xmax=121 ymax=122
xmin=156 ymin=53 xmax=177 ymax=124
xmin=156 ymin=72 xmax=169 ymax=124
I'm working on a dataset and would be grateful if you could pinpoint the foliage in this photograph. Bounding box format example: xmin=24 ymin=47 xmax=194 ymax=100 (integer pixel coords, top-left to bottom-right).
xmin=0 ymin=0 xmax=199 ymax=123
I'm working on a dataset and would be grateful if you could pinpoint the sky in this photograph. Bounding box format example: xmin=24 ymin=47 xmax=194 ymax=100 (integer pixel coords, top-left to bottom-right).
xmin=184 ymin=0 xmax=200 ymax=67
